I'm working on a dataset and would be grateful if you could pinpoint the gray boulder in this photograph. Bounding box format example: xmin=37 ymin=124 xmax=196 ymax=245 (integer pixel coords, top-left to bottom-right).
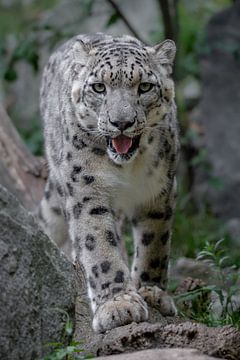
xmin=95 ymin=348 xmax=221 ymax=360
xmin=192 ymin=1 xmax=240 ymax=227
xmin=0 ymin=184 xmax=82 ymax=360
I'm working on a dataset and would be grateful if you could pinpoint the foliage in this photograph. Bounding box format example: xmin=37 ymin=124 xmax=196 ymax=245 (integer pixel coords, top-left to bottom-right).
xmin=197 ymin=238 xmax=240 ymax=324
xmin=171 ymin=181 xmax=224 ymax=259
xmin=175 ymin=239 xmax=240 ymax=329
xmin=177 ymin=0 xmax=232 ymax=80
xmin=42 ymin=309 xmax=93 ymax=360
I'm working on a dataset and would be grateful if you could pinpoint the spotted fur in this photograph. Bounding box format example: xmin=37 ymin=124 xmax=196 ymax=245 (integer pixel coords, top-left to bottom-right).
xmin=38 ymin=33 xmax=180 ymax=333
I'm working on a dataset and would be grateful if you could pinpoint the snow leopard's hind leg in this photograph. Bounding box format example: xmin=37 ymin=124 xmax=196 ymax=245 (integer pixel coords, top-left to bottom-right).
xmin=36 ymin=176 xmax=72 ymax=260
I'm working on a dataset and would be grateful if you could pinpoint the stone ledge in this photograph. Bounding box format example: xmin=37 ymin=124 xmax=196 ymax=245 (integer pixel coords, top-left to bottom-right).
xmin=95 ymin=348 xmax=221 ymax=360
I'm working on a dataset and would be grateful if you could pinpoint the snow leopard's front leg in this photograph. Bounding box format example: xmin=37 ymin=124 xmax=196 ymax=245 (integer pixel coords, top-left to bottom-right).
xmin=65 ymin=180 xmax=148 ymax=333
xmin=131 ymin=180 xmax=177 ymax=316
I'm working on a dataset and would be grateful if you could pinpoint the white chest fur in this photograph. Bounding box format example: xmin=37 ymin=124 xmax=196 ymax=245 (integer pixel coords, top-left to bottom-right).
xmin=102 ymin=151 xmax=168 ymax=216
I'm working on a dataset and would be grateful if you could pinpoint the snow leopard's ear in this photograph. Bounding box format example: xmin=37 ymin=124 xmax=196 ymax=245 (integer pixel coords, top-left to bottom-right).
xmin=72 ymin=38 xmax=92 ymax=61
xmin=154 ymin=39 xmax=176 ymax=65
xmin=151 ymin=39 xmax=176 ymax=74
xmin=72 ymin=34 xmax=113 ymax=104
xmin=75 ymin=33 xmax=108 ymax=53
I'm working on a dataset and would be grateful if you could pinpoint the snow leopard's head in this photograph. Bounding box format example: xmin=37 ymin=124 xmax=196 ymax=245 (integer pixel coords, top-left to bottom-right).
xmin=71 ymin=33 xmax=176 ymax=164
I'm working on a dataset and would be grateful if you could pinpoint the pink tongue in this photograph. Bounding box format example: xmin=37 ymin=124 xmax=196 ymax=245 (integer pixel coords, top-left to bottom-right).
xmin=112 ymin=135 xmax=132 ymax=154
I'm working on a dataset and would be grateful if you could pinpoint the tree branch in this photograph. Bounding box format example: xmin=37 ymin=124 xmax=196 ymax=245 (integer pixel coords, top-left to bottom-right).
xmin=157 ymin=0 xmax=179 ymax=79
xmin=105 ymin=0 xmax=147 ymax=44
xmin=157 ymin=0 xmax=178 ymax=42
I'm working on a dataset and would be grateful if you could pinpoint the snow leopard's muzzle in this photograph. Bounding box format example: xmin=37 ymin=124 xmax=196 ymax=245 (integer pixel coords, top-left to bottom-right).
xmin=99 ymin=97 xmax=146 ymax=164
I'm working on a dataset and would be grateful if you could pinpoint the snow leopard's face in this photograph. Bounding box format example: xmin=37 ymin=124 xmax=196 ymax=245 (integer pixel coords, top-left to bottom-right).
xmin=71 ymin=36 xmax=176 ymax=164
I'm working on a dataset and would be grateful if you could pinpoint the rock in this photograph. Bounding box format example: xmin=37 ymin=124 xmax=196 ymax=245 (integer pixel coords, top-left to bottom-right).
xmin=225 ymin=218 xmax=240 ymax=244
xmin=95 ymin=348 xmax=221 ymax=360
xmin=86 ymin=321 xmax=240 ymax=360
xmin=192 ymin=1 xmax=240 ymax=223
xmin=0 ymin=184 xmax=84 ymax=360
xmin=181 ymin=76 xmax=201 ymax=110
xmin=210 ymin=290 xmax=240 ymax=320
xmin=171 ymin=257 xmax=215 ymax=284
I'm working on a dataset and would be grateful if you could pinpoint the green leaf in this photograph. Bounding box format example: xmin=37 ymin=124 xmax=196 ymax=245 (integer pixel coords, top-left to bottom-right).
xmin=27 ymin=50 xmax=39 ymax=72
xmin=82 ymin=0 xmax=94 ymax=15
xmin=65 ymin=319 xmax=73 ymax=336
xmin=208 ymin=176 xmax=224 ymax=190
xmin=197 ymin=250 xmax=215 ymax=259
xmin=219 ymin=256 xmax=230 ymax=268
xmin=213 ymin=288 xmax=225 ymax=307
xmin=4 ymin=67 xmax=17 ymax=82
xmin=105 ymin=11 xmax=120 ymax=28
xmin=214 ymin=238 xmax=225 ymax=251
xmin=174 ymin=285 xmax=214 ymax=302
xmin=70 ymin=340 xmax=83 ymax=346
xmin=190 ymin=148 xmax=208 ymax=167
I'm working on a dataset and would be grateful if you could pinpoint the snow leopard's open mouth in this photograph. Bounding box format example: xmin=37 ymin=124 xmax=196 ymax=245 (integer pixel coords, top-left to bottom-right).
xmin=106 ymin=134 xmax=141 ymax=162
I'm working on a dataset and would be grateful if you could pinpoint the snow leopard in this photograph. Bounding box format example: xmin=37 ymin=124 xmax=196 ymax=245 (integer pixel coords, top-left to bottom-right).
xmin=38 ymin=33 xmax=180 ymax=333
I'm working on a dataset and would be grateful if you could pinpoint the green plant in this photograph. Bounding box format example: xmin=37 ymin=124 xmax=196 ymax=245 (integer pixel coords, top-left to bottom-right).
xmin=175 ymin=239 xmax=240 ymax=328
xmin=197 ymin=239 xmax=240 ymax=326
xmin=174 ymin=284 xmax=214 ymax=316
xmin=42 ymin=309 xmax=93 ymax=360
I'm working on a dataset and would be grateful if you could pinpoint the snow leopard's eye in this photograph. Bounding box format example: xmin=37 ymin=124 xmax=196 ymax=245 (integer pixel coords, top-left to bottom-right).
xmin=138 ymin=82 xmax=154 ymax=94
xmin=92 ymin=83 xmax=106 ymax=93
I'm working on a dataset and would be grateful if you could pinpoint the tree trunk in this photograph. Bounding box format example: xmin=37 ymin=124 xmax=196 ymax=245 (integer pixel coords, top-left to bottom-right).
xmin=0 ymin=104 xmax=46 ymax=210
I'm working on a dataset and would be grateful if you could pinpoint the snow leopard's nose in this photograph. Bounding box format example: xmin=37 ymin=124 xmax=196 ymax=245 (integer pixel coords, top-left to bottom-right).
xmin=107 ymin=96 xmax=136 ymax=131
xmin=109 ymin=119 xmax=135 ymax=131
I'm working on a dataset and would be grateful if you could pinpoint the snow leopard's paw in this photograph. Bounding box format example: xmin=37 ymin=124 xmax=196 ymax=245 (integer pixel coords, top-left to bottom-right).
xmin=92 ymin=290 xmax=148 ymax=333
xmin=138 ymin=285 xmax=177 ymax=316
